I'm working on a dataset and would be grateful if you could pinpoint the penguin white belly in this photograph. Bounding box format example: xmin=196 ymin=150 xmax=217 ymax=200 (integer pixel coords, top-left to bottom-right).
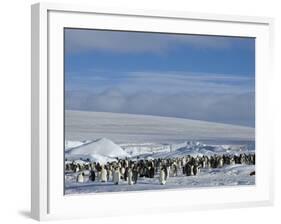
xmin=166 ymin=167 xmax=170 ymax=178
xmin=100 ymin=169 xmax=107 ymax=182
xmin=190 ymin=165 xmax=194 ymax=176
xmin=219 ymin=159 xmax=224 ymax=168
xmin=202 ymin=161 xmax=206 ymax=168
xmin=159 ymin=170 xmax=166 ymax=185
xmin=77 ymin=173 xmax=84 ymax=183
xmin=128 ymin=170 xmax=133 ymax=185
xmin=75 ymin=167 xmax=79 ymax=173
xmin=113 ymin=171 xmax=120 ymax=184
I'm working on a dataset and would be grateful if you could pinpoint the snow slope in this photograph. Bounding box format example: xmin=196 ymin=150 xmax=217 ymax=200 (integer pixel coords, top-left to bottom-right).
xmin=65 ymin=140 xmax=92 ymax=152
xmin=65 ymin=110 xmax=254 ymax=144
xmin=65 ymin=138 xmax=130 ymax=163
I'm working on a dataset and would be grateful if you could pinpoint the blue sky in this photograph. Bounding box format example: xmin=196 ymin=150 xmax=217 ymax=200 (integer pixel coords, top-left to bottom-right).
xmin=64 ymin=28 xmax=255 ymax=127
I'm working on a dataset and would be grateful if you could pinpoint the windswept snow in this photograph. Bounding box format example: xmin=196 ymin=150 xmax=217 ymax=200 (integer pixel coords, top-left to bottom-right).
xmin=65 ymin=110 xmax=254 ymax=143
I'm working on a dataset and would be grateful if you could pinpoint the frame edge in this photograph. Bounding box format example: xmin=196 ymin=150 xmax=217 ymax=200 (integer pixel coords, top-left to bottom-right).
xmin=31 ymin=3 xmax=40 ymax=221
xmin=31 ymin=2 xmax=49 ymax=221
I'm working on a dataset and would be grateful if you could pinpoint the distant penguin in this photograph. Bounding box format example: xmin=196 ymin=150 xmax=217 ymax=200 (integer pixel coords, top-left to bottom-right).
xmin=77 ymin=172 xmax=84 ymax=183
xmin=124 ymin=167 xmax=128 ymax=181
xmin=89 ymin=170 xmax=96 ymax=182
xmin=96 ymin=171 xmax=101 ymax=181
xmin=193 ymin=164 xmax=200 ymax=175
xmin=100 ymin=166 xmax=107 ymax=182
xmin=120 ymin=167 xmax=125 ymax=179
xmin=202 ymin=160 xmax=206 ymax=168
xmin=166 ymin=166 xmax=170 ymax=179
xmin=149 ymin=166 xmax=155 ymax=178
xmin=132 ymin=166 xmax=138 ymax=184
xmin=218 ymin=157 xmax=224 ymax=168
xmin=125 ymin=160 xmax=129 ymax=168
xmin=159 ymin=169 xmax=166 ymax=185
xmin=113 ymin=168 xmax=121 ymax=185
xmin=190 ymin=165 xmax=194 ymax=176
xmin=182 ymin=158 xmax=186 ymax=167
xmin=75 ymin=166 xmax=80 ymax=173
xmin=178 ymin=160 xmax=182 ymax=170
xmin=107 ymin=169 xmax=113 ymax=181
xmin=128 ymin=168 xmax=133 ymax=185
xmin=230 ymin=158 xmax=235 ymax=165
xmin=185 ymin=164 xmax=190 ymax=176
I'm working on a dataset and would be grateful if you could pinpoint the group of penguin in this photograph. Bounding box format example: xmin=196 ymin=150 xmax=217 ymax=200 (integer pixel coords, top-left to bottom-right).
xmin=66 ymin=153 xmax=255 ymax=186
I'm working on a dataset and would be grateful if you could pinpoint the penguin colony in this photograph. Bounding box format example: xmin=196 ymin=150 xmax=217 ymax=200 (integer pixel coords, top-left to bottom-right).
xmin=66 ymin=153 xmax=255 ymax=185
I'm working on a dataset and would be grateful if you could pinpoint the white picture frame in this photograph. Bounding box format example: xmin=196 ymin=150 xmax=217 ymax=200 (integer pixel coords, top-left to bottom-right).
xmin=31 ymin=2 xmax=274 ymax=221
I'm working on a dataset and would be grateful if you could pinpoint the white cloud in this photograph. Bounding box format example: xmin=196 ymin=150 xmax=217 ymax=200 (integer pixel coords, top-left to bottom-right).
xmin=66 ymin=71 xmax=254 ymax=94
xmin=65 ymin=89 xmax=254 ymax=127
xmin=65 ymin=71 xmax=255 ymax=127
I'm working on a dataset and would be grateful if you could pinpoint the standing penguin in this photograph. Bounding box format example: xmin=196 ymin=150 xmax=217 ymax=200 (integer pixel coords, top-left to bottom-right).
xmin=96 ymin=170 xmax=101 ymax=182
xmin=75 ymin=165 xmax=80 ymax=173
xmin=185 ymin=163 xmax=190 ymax=176
xmin=77 ymin=172 xmax=84 ymax=183
xmin=113 ymin=167 xmax=121 ymax=185
xmin=120 ymin=166 xmax=125 ymax=179
xmin=190 ymin=165 xmax=194 ymax=176
xmin=100 ymin=165 xmax=108 ymax=182
xmin=218 ymin=157 xmax=224 ymax=168
xmin=128 ymin=168 xmax=134 ymax=185
xmin=132 ymin=166 xmax=138 ymax=184
xmin=202 ymin=160 xmax=206 ymax=169
xmin=230 ymin=157 xmax=235 ymax=165
xmin=89 ymin=169 xmax=96 ymax=182
xmin=107 ymin=168 xmax=113 ymax=182
xmin=193 ymin=164 xmax=200 ymax=176
xmin=166 ymin=166 xmax=170 ymax=179
xmin=159 ymin=168 xmax=166 ymax=185
xmin=124 ymin=167 xmax=129 ymax=181
xmin=149 ymin=166 xmax=155 ymax=178
xmin=186 ymin=163 xmax=194 ymax=176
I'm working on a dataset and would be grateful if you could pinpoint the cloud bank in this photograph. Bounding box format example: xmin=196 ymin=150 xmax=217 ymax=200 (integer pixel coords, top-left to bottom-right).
xmin=65 ymin=71 xmax=255 ymax=127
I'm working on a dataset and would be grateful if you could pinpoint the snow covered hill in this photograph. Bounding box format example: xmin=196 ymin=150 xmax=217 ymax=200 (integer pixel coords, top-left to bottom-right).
xmin=65 ymin=110 xmax=254 ymax=144
xmin=65 ymin=140 xmax=92 ymax=152
xmin=65 ymin=138 xmax=130 ymax=163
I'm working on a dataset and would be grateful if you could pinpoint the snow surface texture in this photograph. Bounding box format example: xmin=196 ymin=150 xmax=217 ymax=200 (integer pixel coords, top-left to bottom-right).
xmin=65 ymin=110 xmax=254 ymax=144
xmin=65 ymin=165 xmax=255 ymax=194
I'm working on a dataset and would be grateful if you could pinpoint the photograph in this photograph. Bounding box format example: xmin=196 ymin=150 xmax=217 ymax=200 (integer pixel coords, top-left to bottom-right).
xmin=64 ymin=28 xmax=255 ymax=195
